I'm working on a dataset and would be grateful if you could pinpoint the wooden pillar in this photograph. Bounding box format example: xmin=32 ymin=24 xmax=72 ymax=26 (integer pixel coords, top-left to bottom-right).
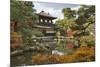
xmin=51 ymin=20 xmax=53 ymax=24
xmin=47 ymin=19 xmax=49 ymax=23
xmin=39 ymin=18 xmax=41 ymax=23
xmin=43 ymin=19 xmax=45 ymax=23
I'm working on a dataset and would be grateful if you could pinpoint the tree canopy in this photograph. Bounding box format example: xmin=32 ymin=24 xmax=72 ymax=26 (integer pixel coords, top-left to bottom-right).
xmin=56 ymin=5 xmax=95 ymax=36
xmin=62 ymin=8 xmax=76 ymax=19
xmin=11 ymin=0 xmax=37 ymax=22
xmin=11 ymin=0 xmax=42 ymax=45
xmin=55 ymin=5 xmax=95 ymax=47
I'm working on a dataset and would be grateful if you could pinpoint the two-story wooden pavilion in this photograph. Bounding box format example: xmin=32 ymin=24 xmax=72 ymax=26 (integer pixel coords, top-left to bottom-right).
xmin=34 ymin=11 xmax=57 ymax=36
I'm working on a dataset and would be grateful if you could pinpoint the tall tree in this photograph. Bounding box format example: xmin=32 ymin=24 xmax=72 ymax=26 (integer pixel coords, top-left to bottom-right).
xmin=56 ymin=5 xmax=95 ymax=47
xmin=56 ymin=18 xmax=75 ymax=32
xmin=73 ymin=5 xmax=95 ymax=36
xmin=62 ymin=8 xmax=76 ymax=19
xmin=11 ymin=0 xmax=39 ymax=45
xmin=11 ymin=0 xmax=37 ymax=22
xmin=56 ymin=8 xmax=76 ymax=36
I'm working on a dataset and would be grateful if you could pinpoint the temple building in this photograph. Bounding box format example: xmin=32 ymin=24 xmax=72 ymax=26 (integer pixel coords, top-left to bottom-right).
xmin=34 ymin=11 xmax=57 ymax=36
xmin=10 ymin=11 xmax=57 ymax=49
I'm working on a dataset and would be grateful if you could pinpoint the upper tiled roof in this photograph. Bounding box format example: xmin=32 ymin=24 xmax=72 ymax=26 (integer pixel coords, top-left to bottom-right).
xmin=37 ymin=11 xmax=57 ymax=19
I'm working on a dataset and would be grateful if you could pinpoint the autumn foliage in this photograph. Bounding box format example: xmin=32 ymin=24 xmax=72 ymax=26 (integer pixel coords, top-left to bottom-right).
xmin=32 ymin=47 xmax=95 ymax=64
xmin=11 ymin=32 xmax=23 ymax=49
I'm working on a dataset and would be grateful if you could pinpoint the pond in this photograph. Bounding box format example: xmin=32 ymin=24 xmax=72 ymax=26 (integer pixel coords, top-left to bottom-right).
xmin=11 ymin=36 xmax=79 ymax=66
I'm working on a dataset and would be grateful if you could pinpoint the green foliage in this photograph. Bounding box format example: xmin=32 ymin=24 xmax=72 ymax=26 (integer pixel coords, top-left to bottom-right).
xmin=76 ymin=15 xmax=87 ymax=25
xmin=79 ymin=35 xmax=95 ymax=47
xmin=75 ymin=5 xmax=95 ymax=36
xmin=10 ymin=0 xmax=42 ymax=45
xmin=78 ymin=5 xmax=95 ymax=18
xmin=56 ymin=5 xmax=95 ymax=34
xmin=11 ymin=0 xmax=37 ymax=22
xmin=62 ymin=8 xmax=76 ymax=19
xmin=86 ymin=23 xmax=95 ymax=34
xmin=56 ymin=5 xmax=95 ymax=48
xmin=55 ymin=19 xmax=75 ymax=31
xmin=32 ymin=28 xmax=44 ymax=37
